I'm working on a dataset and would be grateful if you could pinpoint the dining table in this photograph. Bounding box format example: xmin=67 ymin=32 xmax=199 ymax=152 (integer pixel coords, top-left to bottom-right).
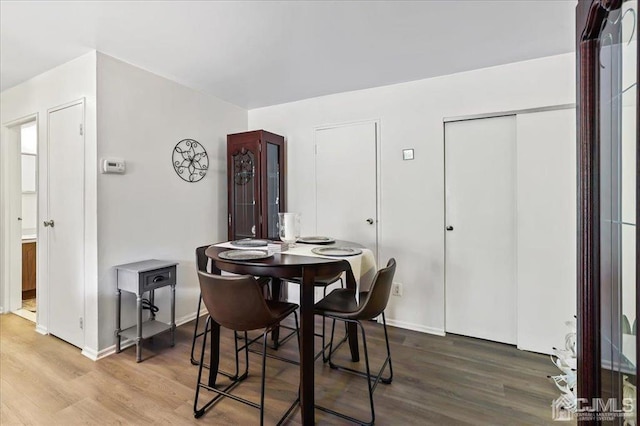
xmin=204 ymin=241 xmax=376 ymax=425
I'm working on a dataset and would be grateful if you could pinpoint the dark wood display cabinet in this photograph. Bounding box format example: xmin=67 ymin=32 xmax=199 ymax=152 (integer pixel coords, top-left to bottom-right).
xmin=577 ymin=0 xmax=638 ymax=422
xmin=227 ymin=130 xmax=285 ymax=241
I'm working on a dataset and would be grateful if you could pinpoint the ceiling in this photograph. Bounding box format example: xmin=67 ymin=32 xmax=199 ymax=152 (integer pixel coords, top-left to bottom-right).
xmin=0 ymin=1 xmax=577 ymax=109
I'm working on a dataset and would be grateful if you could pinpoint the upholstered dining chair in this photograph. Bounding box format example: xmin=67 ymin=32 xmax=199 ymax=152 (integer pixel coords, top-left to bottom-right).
xmin=193 ymin=271 xmax=300 ymax=424
xmin=190 ymin=245 xmax=271 ymax=366
xmin=313 ymin=258 xmax=397 ymax=426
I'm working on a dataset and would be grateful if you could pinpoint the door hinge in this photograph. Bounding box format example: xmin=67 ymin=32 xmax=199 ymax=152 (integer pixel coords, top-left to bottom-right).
xmin=79 ymin=317 xmax=83 ymax=329
xmin=79 ymin=124 xmax=84 ymax=136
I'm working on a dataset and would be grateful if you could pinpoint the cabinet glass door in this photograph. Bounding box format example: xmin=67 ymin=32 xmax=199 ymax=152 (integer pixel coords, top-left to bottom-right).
xmin=598 ymin=0 xmax=637 ymax=412
xmin=231 ymin=147 xmax=259 ymax=239
xmin=265 ymin=142 xmax=281 ymax=239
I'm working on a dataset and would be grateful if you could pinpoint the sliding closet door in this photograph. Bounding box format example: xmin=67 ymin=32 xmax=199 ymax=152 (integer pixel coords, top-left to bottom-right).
xmin=445 ymin=115 xmax=517 ymax=344
xmin=516 ymin=108 xmax=577 ymax=354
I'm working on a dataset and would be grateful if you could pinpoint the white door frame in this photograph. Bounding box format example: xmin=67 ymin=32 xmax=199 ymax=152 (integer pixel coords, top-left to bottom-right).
xmin=1 ymin=113 xmax=39 ymax=315
xmin=313 ymin=119 xmax=382 ymax=264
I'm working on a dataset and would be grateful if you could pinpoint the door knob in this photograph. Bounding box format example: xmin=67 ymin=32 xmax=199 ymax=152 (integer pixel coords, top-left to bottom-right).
xmin=44 ymin=220 xmax=55 ymax=228
xmin=366 ymin=218 xmax=374 ymax=225
xmin=17 ymin=217 xmax=22 ymax=221
xmin=446 ymin=226 xmax=454 ymax=231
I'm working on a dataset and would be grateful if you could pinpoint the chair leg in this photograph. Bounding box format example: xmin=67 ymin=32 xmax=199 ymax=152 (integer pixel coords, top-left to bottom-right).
xmin=321 ymin=286 xmax=328 ymax=362
xmin=192 ymin=312 xmax=245 ymax=381
xmin=319 ymin=316 xmax=393 ymax=426
xmin=295 ymin=311 xmax=300 ymax=348
xmin=229 ymin=331 xmax=249 ymax=381
xmin=260 ymin=330 xmax=268 ymax=426
xmin=327 ymin=318 xmax=337 ymax=364
xmin=193 ymin=315 xmax=300 ymax=422
xmin=320 ymin=279 xmax=345 ymax=362
xmin=381 ymin=312 xmax=393 ymax=384
xmin=193 ymin=316 xmax=210 ymax=418
xmin=360 ymin=321 xmax=376 ymax=425
xmin=322 ymin=317 xmax=348 ymax=364
xmin=190 ymin=294 xmax=204 ymax=365
xmin=317 ymin=320 xmax=375 ymax=425
xmin=194 ymin=317 xmax=253 ymax=419
xmin=275 ymin=312 xmax=301 ymax=426
xmin=327 ymin=318 xmax=392 ymax=383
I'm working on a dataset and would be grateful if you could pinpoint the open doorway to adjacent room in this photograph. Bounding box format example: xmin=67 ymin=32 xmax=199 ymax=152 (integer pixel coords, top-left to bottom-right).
xmin=14 ymin=121 xmax=38 ymax=323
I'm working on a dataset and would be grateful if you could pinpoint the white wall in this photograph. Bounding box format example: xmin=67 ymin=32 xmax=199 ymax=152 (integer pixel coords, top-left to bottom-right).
xmin=96 ymin=54 xmax=247 ymax=352
xmin=0 ymin=52 xmax=98 ymax=345
xmin=249 ymin=53 xmax=576 ymax=334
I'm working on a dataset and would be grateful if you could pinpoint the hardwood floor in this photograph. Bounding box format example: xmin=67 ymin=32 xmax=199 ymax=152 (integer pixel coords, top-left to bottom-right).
xmin=0 ymin=313 xmax=568 ymax=425
xmin=21 ymin=298 xmax=36 ymax=313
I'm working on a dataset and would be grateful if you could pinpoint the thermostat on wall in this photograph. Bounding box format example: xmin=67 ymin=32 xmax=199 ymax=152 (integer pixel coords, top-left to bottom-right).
xmin=402 ymin=149 xmax=415 ymax=160
xmin=101 ymin=158 xmax=126 ymax=174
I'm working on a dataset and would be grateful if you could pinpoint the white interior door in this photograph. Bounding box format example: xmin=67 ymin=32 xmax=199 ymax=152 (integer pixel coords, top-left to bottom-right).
xmin=445 ymin=115 xmax=517 ymax=344
xmin=47 ymin=101 xmax=85 ymax=348
xmin=315 ymin=121 xmax=378 ymax=256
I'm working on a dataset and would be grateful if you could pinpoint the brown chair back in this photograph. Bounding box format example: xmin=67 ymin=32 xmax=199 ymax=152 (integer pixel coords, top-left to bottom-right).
xmin=197 ymin=271 xmax=278 ymax=332
xmin=351 ymin=258 xmax=396 ymax=320
xmin=196 ymin=245 xmax=211 ymax=273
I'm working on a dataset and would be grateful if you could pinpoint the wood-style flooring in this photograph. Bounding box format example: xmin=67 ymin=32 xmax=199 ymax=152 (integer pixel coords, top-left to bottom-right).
xmin=21 ymin=298 xmax=36 ymax=313
xmin=0 ymin=313 xmax=569 ymax=425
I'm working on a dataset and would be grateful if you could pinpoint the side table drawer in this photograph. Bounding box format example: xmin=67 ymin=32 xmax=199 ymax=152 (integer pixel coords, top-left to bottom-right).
xmin=141 ymin=266 xmax=176 ymax=292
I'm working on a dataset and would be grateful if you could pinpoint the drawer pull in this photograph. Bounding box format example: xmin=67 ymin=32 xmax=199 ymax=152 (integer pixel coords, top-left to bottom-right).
xmin=152 ymin=275 xmax=166 ymax=283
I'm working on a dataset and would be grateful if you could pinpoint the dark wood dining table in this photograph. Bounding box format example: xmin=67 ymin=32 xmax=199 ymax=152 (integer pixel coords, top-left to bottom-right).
xmin=204 ymin=244 xmax=361 ymax=425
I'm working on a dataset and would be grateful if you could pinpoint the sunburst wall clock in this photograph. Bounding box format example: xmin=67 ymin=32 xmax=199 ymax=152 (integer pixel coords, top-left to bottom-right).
xmin=172 ymin=139 xmax=208 ymax=182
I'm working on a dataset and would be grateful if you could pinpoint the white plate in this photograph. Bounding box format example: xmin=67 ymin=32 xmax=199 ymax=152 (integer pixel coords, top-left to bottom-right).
xmin=298 ymin=236 xmax=335 ymax=245
xmin=311 ymin=247 xmax=362 ymax=257
xmin=230 ymin=238 xmax=269 ymax=247
xmin=218 ymin=250 xmax=273 ymax=261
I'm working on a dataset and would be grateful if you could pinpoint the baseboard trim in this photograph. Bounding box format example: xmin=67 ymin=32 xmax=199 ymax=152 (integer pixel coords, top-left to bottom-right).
xmin=81 ymin=346 xmax=100 ymax=361
xmin=383 ymin=318 xmax=445 ymax=336
xmin=89 ymin=308 xmax=209 ymax=361
xmin=89 ymin=310 xmax=443 ymax=360
xmin=35 ymin=324 xmax=48 ymax=335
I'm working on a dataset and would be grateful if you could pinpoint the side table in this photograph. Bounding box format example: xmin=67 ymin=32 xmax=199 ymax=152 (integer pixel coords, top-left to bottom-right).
xmin=115 ymin=259 xmax=178 ymax=362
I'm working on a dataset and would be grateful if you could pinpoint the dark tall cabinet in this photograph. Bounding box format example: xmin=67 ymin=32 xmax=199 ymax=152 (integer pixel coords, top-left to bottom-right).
xmin=227 ymin=130 xmax=285 ymax=240
xmin=577 ymin=0 xmax=638 ymax=420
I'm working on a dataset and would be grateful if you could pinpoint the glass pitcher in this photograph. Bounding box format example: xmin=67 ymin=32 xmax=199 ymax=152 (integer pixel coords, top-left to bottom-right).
xmin=278 ymin=212 xmax=300 ymax=247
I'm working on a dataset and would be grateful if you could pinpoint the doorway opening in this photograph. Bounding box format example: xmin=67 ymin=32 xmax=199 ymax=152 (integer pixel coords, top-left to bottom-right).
xmin=11 ymin=119 xmax=38 ymax=323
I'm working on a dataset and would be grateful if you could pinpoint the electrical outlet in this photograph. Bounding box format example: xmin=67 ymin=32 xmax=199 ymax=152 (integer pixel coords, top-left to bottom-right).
xmin=392 ymin=282 xmax=403 ymax=297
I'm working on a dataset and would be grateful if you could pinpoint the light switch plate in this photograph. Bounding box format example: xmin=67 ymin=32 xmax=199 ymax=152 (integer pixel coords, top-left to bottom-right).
xmin=402 ymin=149 xmax=414 ymax=160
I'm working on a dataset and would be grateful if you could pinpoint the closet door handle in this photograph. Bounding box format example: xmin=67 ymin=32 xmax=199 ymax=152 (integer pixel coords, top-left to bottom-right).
xmin=44 ymin=220 xmax=55 ymax=228
xmin=446 ymin=226 xmax=454 ymax=231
